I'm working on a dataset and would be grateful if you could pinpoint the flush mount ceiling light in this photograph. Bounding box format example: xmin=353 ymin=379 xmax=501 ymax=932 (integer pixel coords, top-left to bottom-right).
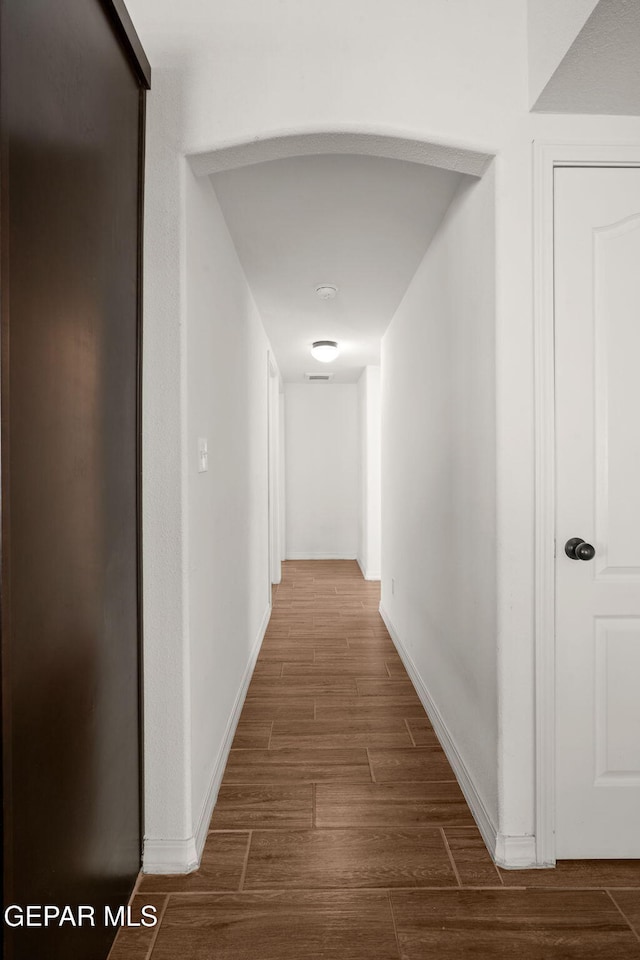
xmin=311 ymin=340 xmax=339 ymax=363
xmin=315 ymin=284 xmax=338 ymax=300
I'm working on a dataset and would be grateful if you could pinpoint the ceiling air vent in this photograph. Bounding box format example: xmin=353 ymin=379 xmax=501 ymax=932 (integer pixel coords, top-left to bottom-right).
xmin=305 ymin=372 xmax=334 ymax=382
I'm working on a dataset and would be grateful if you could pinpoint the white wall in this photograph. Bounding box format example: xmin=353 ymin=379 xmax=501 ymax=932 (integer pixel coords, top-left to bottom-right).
xmin=279 ymin=394 xmax=286 ymax=562
xmin=128 ymin=0 xmax=640 ymax=867
xmin=141 ymin=69 xmax=192 ymax=863
xmin=143 ymin=162 xmax=273 ymax=871
xmin=357 ymin=366 xmax=381 ymax=580
xmin=285 ymin=383 xmax=358 ymax=560
xmin=268 ymin=361 xmax=282 ymax=585
xmin=186 ymin=167 xmax=272 ymax=840
xmin=381 ymin=170 xmax=498 ymax=828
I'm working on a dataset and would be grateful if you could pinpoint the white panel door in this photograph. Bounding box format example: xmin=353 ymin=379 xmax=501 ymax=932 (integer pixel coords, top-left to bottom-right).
xmin=555 ymin=166 xmax=640 ymax=857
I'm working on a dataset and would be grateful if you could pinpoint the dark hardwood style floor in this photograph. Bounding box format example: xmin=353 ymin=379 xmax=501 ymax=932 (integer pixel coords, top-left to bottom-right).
xmin=110 ymin=560 xmax=640 ymax=959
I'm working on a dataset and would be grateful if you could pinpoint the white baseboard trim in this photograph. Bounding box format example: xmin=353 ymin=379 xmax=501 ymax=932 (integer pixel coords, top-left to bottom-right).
xmin=286 ymin=553 xmax=357 ymax=561
xmin=494 ymin=833 xmax=539 ymax=869
xmin=142 ymin=601 xmax=271 ymax=875
xmin=142 ymin=837 xmax=200 ymax=875
xmin=356 ymin=557 xmax=381 ymax=581
xmin=379 ymin=603 xmax=499 ymax=862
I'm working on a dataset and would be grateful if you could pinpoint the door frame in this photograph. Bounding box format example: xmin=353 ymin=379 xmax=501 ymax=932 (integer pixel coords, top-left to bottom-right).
xmin=533 ymin=141 xmax=640 ymax=867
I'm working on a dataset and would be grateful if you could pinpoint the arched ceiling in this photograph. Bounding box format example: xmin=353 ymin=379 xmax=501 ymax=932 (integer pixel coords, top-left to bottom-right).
xmin=210 ymin=153 xmax=468 ymax=382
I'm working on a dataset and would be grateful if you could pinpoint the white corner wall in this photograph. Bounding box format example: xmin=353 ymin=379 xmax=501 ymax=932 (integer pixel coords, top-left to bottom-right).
xmin=380 ymin=169 xmax=498 ymax=838
xmin=285 ymin=383 xmax=358 ymax=560
xmin=357 ymin=366 xmax=381 ymax=580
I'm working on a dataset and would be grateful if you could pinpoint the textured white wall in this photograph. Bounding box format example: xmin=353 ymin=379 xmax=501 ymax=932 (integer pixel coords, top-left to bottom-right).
xmin=285 ymin=383 xmax=359 ymax=560
xmin=357 ymin=367 xmax=381 ymax=580
xmin=527 ymin=0 xmax=599 ymax=105
xmin=531 ymin=0 xmax=640 ymax=116
xmin=381 ymin=170 xmax=498 ymax=828
xmin=185 ymin=169 xmax=271 ymax=845
xmin=127 ymin=0 xmax=640 ymax=866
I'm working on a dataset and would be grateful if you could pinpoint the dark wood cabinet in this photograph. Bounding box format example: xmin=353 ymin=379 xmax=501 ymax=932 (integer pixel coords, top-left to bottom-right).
xmin=0 ymin=2 xmax=149 ymax=957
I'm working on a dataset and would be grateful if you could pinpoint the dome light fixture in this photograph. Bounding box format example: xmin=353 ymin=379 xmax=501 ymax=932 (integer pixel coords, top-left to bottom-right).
xmin=311 ymin=340 xmax=339 ymax=363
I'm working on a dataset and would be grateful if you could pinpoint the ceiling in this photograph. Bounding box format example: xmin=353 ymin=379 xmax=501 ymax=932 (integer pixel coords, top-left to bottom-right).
xmin=210 ymin=154 xmax=464 ymax=383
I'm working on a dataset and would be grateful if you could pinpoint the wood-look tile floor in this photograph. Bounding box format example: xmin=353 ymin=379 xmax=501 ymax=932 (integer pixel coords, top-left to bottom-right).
xmin=111 ymin=560 xmax=640 ymax=959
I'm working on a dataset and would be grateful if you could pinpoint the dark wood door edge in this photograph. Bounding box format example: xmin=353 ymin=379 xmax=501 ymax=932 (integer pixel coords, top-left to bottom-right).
xmin=101 ymin=0 xmax=151 ymax=89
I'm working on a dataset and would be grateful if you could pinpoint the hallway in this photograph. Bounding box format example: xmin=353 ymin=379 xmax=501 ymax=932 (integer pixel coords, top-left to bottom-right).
xmin=113 ymin=561 xmax=640 ymax=959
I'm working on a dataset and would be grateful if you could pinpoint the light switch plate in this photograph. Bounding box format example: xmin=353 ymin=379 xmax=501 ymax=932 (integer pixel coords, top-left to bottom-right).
xmin=198 ymin=437 xmax=208 ymax=473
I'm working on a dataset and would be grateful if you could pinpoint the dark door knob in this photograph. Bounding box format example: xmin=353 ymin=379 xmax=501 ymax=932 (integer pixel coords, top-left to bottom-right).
xmin=565 ymin=537 xmax=596 ymax=561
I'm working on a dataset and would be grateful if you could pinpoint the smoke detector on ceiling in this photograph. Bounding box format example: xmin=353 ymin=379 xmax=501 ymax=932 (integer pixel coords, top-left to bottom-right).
xmin=305 ymin=372 xmax=334 ymax=382
xmin=315 ymin=284 xmax=338 ymax=300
